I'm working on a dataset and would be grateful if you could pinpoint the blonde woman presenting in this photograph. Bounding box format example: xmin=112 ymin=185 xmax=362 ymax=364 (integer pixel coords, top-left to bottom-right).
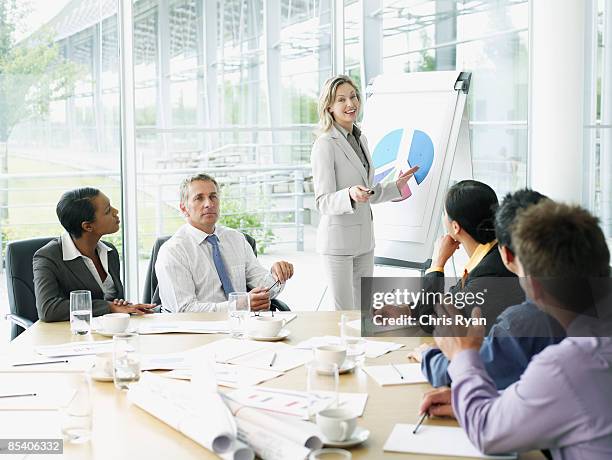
xmin=311 ymin=75 xmax=418 ymax=310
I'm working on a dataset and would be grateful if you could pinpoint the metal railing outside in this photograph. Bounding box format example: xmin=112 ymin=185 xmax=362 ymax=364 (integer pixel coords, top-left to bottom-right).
xmin=0 ymin=165 xmax=314 ymax=259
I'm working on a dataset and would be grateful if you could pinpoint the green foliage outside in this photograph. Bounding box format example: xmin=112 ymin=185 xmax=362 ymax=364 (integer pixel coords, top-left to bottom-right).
xmin=219 ymin=197 xmax=276 ymax=255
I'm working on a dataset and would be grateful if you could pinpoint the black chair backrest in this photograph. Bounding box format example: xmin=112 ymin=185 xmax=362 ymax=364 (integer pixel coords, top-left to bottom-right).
xmin=142 ymin=236 xmax=171 ymax=305
xmin=142 ymin=232 xmax=289 ymax=311
xmin=5 ymin=237 xmax=55 ymax=339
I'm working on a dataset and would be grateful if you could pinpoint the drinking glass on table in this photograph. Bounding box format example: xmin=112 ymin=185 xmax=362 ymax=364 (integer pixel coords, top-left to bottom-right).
xmin=306 ymin=361 xmax=339 ymax=421
xmin=228 ymin=292 xmax=250 ymax=338
xmin=113 ymin=333 xmax=141 ymax=390
xmin=340 ymin=314 xmax=366 ymax=366
xmin=70 ymin=290 xmax=92 ymax=335
xmin=60 ymin=373 xmax=92 ymax=443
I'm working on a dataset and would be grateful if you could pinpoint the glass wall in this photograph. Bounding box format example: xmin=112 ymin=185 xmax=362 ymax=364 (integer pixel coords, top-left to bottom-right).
xmin=1 ymin=1 xmax=121 ymax=247
xmin=0 ymin=0 xmax=122 ymax=337
xmin=345 ymin=0 xmax=529 ymax=198
xmin=0 ymin=0 xmax=609 ymax=326
xmin=131 ymin=0 xmax=332 ymax=297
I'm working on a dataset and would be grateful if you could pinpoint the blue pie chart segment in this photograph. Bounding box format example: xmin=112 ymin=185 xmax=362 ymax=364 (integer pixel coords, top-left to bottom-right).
xmin=372 ymin=129 xmax=403 ymax=170
xmin=407 ymin=130 xmax=434 ymax=185
xmin=373 ymin=166 xmax=394 ymax=184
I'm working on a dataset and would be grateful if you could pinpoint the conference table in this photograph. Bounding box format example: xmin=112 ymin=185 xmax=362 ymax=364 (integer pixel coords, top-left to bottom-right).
xmin=2 ymin=312 xmax=545 ymax=460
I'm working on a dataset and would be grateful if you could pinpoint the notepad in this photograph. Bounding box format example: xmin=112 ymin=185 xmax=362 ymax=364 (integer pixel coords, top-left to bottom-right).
xmin=362 ymin=363 xmax=427 ymax=385
xmin=384 ymin=424 xmax=517 ymax=459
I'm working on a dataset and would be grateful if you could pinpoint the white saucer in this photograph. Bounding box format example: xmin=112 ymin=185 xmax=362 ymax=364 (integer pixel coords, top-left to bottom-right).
xmin=317 ymin=360 xmax=357 ymax=375
xmin=247 ymin=328 xmax=290 ymax=341
xmin=90 ymin=367 xmax=113 ymax=382
xmin=92 ymin=326 xmax=137 ymax=337
xmin=322 ymin=427 xmax=370 ymax=447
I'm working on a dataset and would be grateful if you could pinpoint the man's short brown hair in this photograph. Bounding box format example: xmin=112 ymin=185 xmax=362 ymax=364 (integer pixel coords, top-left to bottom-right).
xmin=512 ymin=200 xmax=610 ymax=312
xmin=512 ymin=201 xmax=610 ymax=278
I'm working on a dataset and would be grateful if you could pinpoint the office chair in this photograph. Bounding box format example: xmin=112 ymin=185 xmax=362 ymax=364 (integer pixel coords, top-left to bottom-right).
xmin=5 ymin=237 xmax=54 ymax=340
xmin=143 ymin=233 xmax=290 ymax=311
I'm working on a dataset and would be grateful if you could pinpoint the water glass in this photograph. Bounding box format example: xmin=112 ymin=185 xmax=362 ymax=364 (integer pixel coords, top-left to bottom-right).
xmin=70 ymin=290 xmax=92 ymax=335
xmin=228 ymin=292 xmax=250 ymax=338
xmin=340 ymin=315 xmax=366 ymax=366
xmin=113 ymin=333 xmax=141 ymax=390
xmin=306 ymin=361 xmax=339 ymax=420
xmin=60 ymin=373 xmax=92 ymax=443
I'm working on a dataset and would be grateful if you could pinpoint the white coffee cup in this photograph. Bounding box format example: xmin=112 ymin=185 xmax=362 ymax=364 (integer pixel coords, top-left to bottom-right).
xmin=316 ymin=408 xmax=358 ymax=442
xmin=247 ymin=316 xmax=286 ymax=337
xmin=315 ymin=345 xmax=347 ymax=368
xmin=102 ymin=313 xmax=130 ymax=333
xmin=94 ymin=352 xmax=113 ymax=377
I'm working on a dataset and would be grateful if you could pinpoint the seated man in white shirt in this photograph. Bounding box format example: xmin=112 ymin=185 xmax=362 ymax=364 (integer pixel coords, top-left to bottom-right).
xmin=156 ymin=173 xmax=294 ymax=312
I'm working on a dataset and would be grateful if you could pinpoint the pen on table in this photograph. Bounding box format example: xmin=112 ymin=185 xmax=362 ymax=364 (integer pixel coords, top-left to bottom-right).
xmin=0 ymin=393 xmax=37 ymax=399
xmin=269 ymin=352 xmax=277 ymax=367
xmin=413 ymin=412 xmax=428 ymax=434
xmin=390 ymin=363 xmax=404 ymax=380
xmin=12 ymin=359 xmax=69 ymax=367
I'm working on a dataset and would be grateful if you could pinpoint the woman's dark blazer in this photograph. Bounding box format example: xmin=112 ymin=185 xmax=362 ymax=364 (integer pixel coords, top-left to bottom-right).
xmin=33 ymin=238 xmax=124 ymax=322
xmin=416 ymin=244 xmax=525 ymax=333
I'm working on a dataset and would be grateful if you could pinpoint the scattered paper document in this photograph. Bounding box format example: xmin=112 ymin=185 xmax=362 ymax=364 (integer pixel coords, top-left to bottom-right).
xmin=137 ymin=320 xmax=230 ymax=334
xmin=362 ymin=363 xmax=427 ymax=386
xmin=224 ymin=397 xmax=323 ymax=458
xmin=225 ymin=343 xmax=312 ymax=372
xmin=219 ymin=439 xmax=255 ymax=460
xmin=364 ymin=339 xmax=404 ymax=358
xmin=0 ymin=385 xmax=75 ymax=411
xmin=384 ymin=424 xmax=517 ymax=459
xmin=235 ymin=417 xmax=310 ymax=460
xmin=227 ymin=388 xmax=368 ymax=418
xmin=161 ymin=363 xmax=284 ymax=388
xmin=193 ymin=339 xmax=310 ymax=372
xmin=140 ymin=352 xmax=193 ymax=371
xmin=0 ymin=411 xmax=62 ymax=438
xmin=295 ymin=336 xmax=403 ymax=358
xmin=0 ymin=355 xmax=95 ymax=373
xmin=35 ymin=340 xmax=113 ymax=357
xmin=197 ymin=338 xmax=270 ymax=364
xmin=128 ymin=372 xmax=247 ymax=457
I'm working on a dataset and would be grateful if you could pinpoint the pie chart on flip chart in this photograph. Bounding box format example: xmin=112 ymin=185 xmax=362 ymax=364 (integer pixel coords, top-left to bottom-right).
xmin=371 ymin=129 xmax=434 ymax=202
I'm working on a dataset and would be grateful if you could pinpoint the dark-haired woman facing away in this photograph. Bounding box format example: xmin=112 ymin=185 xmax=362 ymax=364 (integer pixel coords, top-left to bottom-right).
xmin=414 ymin=180 xmax=525 ymax=332
xmin=34 ymin=188 xmax=155 ymax=322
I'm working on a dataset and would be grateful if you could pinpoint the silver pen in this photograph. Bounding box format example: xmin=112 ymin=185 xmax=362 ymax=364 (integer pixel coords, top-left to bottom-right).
xmin=269 ymin=352 xmax=277 ymax=367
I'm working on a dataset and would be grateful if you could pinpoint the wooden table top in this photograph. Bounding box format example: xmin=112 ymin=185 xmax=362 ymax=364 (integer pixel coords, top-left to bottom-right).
xmin=2 ymin=312 xmax=544 ymax=460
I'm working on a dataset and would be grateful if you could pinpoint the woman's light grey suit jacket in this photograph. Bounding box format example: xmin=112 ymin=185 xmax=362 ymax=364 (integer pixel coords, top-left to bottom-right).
xmin=311 ymin=125 xmax=401 ymax=256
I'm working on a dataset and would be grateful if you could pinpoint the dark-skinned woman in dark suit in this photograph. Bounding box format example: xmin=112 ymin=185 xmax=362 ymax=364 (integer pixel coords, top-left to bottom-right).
xmin=34 ymin=187 xmax=155 ymax=322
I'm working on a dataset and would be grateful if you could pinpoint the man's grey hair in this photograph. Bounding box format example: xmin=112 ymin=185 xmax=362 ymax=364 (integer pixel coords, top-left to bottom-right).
xmin=179 ymin=173 xmax=219 ymax=207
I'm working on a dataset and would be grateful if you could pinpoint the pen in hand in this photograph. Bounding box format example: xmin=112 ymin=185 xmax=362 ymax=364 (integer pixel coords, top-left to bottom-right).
xmin=413 ymin=412 xmax=428 ymax=434
xmin=266 ymin=279 xmax=280 ymax=293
